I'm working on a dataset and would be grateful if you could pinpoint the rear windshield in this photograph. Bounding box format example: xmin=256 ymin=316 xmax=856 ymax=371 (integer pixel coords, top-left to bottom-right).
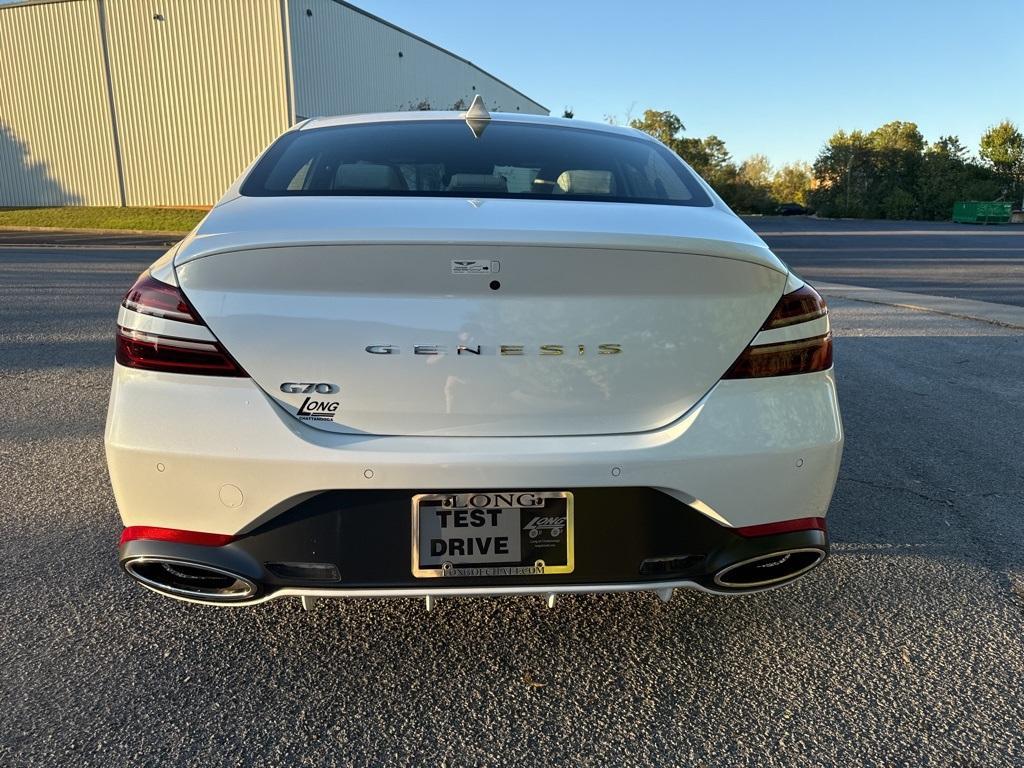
xmin=241 ymin=120 xmax=712 ymax=207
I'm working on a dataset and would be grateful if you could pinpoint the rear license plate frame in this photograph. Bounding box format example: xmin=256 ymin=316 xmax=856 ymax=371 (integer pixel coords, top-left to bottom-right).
xmin=411 ymin=491 xmax=574 ymax=578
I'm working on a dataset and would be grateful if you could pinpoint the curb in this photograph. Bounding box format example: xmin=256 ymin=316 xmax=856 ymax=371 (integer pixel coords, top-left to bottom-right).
xmin=0 ymin=225 xmax=189 ymax=237
xmin=816 ymin=282 xmax=1024 ymax=331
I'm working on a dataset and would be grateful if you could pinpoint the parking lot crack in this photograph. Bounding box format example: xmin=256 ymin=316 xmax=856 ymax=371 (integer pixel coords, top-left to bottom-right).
xmin=845 ymin=477 xmax=955 ymax=507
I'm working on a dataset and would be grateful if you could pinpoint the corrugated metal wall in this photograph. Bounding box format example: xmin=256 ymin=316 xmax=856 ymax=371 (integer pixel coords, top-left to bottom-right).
xmin=0 ymin=0 xmax=546 ymax=207
xmin=287 ymin=0 xmax=547 ymax=119
xmin=0 ymin=0 xmax=121 ymax=206
xmin=104 ymin=0 xmax=290 ymax=206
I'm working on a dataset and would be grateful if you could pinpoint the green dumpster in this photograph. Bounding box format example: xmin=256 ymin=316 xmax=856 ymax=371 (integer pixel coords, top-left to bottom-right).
xmin=952 ymin=201 xmax=1012 ymax=224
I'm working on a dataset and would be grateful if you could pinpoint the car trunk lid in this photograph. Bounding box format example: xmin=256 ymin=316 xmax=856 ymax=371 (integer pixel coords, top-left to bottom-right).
xmin=175 ymin=198 xmax=786 ymax=437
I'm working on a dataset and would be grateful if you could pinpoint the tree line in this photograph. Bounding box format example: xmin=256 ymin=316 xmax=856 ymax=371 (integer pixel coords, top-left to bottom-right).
xmin=624 ymin=109 xmax=1024 ymax=219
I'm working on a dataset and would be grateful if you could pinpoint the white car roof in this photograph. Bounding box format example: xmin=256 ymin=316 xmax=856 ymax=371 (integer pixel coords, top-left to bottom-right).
xmin=299 ymin=111 xmax=652 ymax=142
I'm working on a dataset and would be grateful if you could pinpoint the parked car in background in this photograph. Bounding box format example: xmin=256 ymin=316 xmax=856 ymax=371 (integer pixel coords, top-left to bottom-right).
xmin=778 ymin=202 xmax=813 ymax=216
xmin=106 ymin=99 xmax=843 ymax=609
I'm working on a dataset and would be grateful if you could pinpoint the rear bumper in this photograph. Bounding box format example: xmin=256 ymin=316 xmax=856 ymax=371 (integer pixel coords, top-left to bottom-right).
xmin=104 ymin=364 xmax=844 ymax=535
xmin=107 ymin=362 xmax=842 ymax=602
xmin=119 ymin=488 xmax=829 ymax=605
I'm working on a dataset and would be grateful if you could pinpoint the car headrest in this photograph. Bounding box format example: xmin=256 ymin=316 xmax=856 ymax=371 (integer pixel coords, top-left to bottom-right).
xmin=445 ymin=174 xmax=508 ymax=193
xmin=333 ymin=163 xmax=408 ymax=191
xmin=553 ymin=170 xmax=615 ymax=195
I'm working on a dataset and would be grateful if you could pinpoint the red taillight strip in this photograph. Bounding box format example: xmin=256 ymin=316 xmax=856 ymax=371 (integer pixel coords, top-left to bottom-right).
xmin=735 ymin=517 xmax=827 ymax=537
xmin=119 ymin=327 xmax=219 ymax=352
xmin=723 ymin=333 xmax=832 ymax=379
xmin=115 ymin=326 xmax=247 ymax=377
xmin=120 ymin=526 xmax=235 ymax=546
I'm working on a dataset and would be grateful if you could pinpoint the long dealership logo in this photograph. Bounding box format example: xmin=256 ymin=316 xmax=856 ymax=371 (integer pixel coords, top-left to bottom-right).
xmin=365 ymin=343 xmax=622 ymax=356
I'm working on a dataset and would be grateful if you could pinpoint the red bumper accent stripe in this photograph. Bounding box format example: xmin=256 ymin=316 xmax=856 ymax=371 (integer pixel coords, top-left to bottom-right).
xmin=119 ymin=526 xmax=235 ymax=547
xmin=735 ymin=517 xmax=826 ymax=537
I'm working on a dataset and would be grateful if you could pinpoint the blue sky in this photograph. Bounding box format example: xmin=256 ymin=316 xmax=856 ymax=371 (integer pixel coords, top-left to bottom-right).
xmin=355 ymin=0 xmax=1023 ymax=167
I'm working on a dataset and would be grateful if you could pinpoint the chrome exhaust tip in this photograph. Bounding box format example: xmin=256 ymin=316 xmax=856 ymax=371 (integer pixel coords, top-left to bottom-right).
xmin=124 ymin=557 xmax=257 ymax=602
xmin=713 ymin=547 xmax=825 ymax=589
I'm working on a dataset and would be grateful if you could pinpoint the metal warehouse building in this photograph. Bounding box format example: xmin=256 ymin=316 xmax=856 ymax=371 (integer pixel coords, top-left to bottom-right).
xmin=0 ymin=0 xmax=547 ymax=207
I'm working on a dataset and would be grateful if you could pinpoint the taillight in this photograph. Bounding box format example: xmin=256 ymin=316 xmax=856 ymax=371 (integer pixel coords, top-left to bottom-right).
xmin=761 ymin=284 xmax=828 ymax=330
xmin=116 ymin=327 xmax=246 ymax=376
xmin=122 ymin=272 xmax=200 ymax=324
xmin=116 ymin=272 xmax=247 ymax=377
xmin=723 ymin=283 xmax=832 ymax=379
xmin=723 ymin=334 xmax=832 ymax=379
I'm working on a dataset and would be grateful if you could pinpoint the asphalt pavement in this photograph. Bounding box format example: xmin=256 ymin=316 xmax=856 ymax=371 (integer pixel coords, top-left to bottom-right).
xmin=1 ymin=223 xmax=1023 ymax=766
xmin=747 ymin=216 xmax=1024 ymax=307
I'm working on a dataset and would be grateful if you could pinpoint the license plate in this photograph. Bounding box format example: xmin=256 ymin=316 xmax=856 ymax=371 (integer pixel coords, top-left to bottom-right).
xmin=411 ymin=491 xmax=574 ymax=578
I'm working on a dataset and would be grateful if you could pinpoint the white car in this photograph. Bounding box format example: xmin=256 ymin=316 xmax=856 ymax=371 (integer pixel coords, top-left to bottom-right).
xmin=106 ymin=99 xmax=843 ymax=608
